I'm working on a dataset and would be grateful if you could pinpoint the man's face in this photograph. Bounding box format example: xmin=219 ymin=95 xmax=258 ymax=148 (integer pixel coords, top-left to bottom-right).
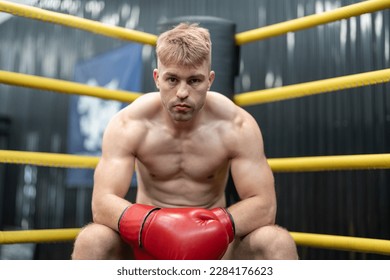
xmin=153 ymin=60 xmax=215 ymax=123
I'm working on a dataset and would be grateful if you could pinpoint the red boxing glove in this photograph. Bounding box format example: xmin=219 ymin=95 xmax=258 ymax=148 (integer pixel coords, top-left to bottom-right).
xmin=118 ymin=204 xmax=160 ymax=260
xmin=118 ymin=205 xmax=236 ymax=260
xmin=211 ymin=207 xmax=235 ymax=242
xmin=140 ymin=208 xmax=233 ymax=259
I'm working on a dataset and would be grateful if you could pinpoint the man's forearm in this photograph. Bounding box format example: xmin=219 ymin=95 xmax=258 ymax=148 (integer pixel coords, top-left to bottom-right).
xmin=227 ymin=196 xmax=276 ymax=237
xmin=92 ymin=193 xmax=132 ymax=231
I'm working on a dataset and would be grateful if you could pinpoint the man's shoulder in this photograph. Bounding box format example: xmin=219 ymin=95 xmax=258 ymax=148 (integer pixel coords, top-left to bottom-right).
xmin=207 ymin=92 xmax=261 ymax=142
xmin=121 ymin=92 xmax=161 ymax=119
xmin=108 ymin=92 xmax=160 ymax=132
xmin=206 ymin=92 xmax=237 ymax=118
xmin=104 ymin=93 xmax=161 ymax=145
xmin=206 ymin=91 xmax=251 ymax=123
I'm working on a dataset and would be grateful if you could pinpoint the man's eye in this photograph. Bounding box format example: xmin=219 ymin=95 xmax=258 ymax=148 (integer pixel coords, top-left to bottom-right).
xmin=189 ymin=79 xmax=201 ymax=85
xmin=167 ymin=77 xmax=177 ymax=84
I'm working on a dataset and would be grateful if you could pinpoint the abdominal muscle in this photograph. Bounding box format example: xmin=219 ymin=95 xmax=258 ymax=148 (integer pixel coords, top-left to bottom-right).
xmin=134 ymin=162 xmax=230 ymax=209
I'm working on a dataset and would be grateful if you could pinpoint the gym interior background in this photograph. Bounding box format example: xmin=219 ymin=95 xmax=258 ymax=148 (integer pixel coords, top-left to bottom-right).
xmin=0 ymin=0 xmax=389 ymax=259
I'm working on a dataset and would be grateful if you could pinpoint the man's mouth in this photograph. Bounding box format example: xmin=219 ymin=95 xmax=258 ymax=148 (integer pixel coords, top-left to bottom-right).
xmin=174 ymin=103 xmax=191 ymax=111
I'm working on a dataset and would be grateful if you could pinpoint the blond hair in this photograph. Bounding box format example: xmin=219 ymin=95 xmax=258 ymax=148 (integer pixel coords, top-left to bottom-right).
xmin=156 ymin=23 xmax=212 ymax=68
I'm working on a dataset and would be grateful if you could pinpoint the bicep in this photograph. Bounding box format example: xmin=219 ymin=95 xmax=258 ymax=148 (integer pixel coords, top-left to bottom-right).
xmin=93 ymin=154 xmax=135 ymax=199
xmin=229 ymin=142 xmax=277 ymax=233
xmin=229 ymin=112 xmax=275 ymax=204
xmin=231 ymin=151 xmax=275 ymax=203
xmin=92 ymin=114 xmax=139 ymax=200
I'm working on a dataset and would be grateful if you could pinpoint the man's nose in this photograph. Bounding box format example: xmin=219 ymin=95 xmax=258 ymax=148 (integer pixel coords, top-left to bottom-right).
xmin=176 ymin=82 xmax=189 ymax=99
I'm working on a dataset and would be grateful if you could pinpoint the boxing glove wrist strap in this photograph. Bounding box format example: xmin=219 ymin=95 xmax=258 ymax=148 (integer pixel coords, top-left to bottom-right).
xmin=138 ymin=207 xmax=160 ymax=248
xmin=225 ymin=208 xmax=236 ymax=235
xmin=117 ymin=206 xmax=130 ymax=231
xmin=117 ymin=204 xmax=160 ymax=247
xmin=211 ymin=207 xmax=235 ymax=242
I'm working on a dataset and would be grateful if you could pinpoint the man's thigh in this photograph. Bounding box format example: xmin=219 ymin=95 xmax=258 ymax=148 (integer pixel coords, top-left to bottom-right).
xmin=222 ymin=225 xmax=298 ymax=260
xmin=73 ymin=223 xmax=134 ymax=260
xmin=221 ymin=237 xmax=249 ymax=260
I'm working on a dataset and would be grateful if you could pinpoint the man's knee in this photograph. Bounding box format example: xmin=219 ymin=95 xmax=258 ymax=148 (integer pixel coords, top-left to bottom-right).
xmin=244 ymin=225 xmax=298 ymax=260
xmin=72 ymin=223 xmax=133 ymax=260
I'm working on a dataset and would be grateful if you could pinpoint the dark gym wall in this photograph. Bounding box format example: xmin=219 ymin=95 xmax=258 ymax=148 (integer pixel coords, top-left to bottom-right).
xmin=0 ymin=0 xmax=389 ymax=259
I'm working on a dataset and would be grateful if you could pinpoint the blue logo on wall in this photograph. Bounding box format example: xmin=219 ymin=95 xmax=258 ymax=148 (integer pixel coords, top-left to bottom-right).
xmin=67 ymin=43 xmax=143 ymax=188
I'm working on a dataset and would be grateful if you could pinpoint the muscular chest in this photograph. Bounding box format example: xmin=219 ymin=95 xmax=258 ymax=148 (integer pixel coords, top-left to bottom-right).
xmin=136 ymin=127 xmax=229 ymax=181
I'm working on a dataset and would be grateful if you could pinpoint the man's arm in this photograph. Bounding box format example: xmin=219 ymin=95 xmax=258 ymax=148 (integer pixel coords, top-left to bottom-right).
xmin=91 ymin=111 xmax=142 ymax=231
xmin=227 ymin=108 xmax=276 ymax=237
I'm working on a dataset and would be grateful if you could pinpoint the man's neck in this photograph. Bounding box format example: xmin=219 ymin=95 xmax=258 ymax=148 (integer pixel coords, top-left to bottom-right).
xmin=164 ymin=112 xmax=203 ymax=138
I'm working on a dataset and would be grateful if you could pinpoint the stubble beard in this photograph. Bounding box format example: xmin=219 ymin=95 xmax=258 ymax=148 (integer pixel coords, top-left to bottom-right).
xmin=170 ymin=109 xmax=193 ymax=122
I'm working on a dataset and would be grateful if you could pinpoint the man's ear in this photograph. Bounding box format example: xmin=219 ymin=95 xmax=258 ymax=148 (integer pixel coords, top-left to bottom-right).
xmin=208 ymin=70 xmax=215 ymax=90
xmin=153 ymin=69 xmax=159 ymax=89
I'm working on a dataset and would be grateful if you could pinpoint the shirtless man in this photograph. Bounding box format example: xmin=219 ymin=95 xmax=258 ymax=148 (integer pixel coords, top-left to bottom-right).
xmin=72 ymin=23 xmax=298 ymax=260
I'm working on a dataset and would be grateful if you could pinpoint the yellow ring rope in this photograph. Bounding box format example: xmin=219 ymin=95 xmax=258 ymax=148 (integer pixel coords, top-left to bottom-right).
xmin=2 ymin=150 xmax=390 ymax=172
xmin=290 ymin=232 xmax=390 ymax=256
xmin=0 ymin=228 xmax=81 ymax=244
xmin=0 ymin=228 xmax=389 ymax=256
xmin=268 ymin=153 xmax=390 ymax=172
xmin=234 ymin=68 xmax=390 ymax=106
xmin=0 ymin=1 xmax=158 ymax=45
xmin=1 ymin=68 xmax=389 ymax=108
xmin=0 ymin=150 xmax=99 ymax=169
xmin=0 ymin=70 xmax=142 ymax=103
xmin=235 ymin=0 xmax=390 ymax=45
xmin=1 ymin=0 xmax=388 ymax=47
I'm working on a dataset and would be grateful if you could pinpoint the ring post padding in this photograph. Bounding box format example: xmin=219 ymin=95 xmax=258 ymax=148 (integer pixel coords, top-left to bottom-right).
xmin=157 ymin=16 xmax=238 ymax=100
